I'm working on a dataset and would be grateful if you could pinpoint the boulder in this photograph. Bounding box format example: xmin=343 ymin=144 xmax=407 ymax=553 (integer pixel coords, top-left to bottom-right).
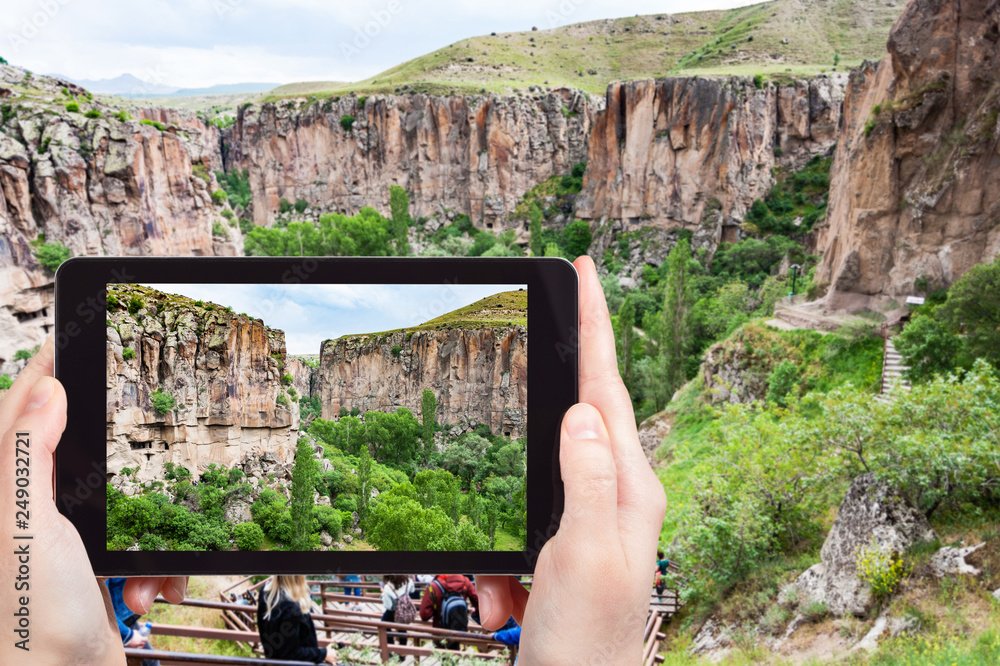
xmin=224 ymin=499 xmax=252 ymax=525
xmin=637 ymin=409 xmax=674 ymax=461
xmin=343 ymin=534 xmax=354 ymax=544
xmin=795 ymin=473 xmax=936 ymax=616
xmin=929 ymin=543 xmax=984 ymax=578
xmin=320 ymin=531 xmax=334 ymax=547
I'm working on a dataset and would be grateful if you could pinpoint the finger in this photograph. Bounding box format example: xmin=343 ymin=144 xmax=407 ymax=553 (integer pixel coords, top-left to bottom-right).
xmin=0 ymin=335 xmax=55 ymax=425
xmin=558 ymin=403 xmax=618 ymax=542
xmin=161 ymin=577 xmax=189 ymax=603
xmin=476 ymin=576 xmax=529 ymax=630
xmin=124 ymin=577 xmax=169 ymax=615
xmin=1 ymin=377 xmax=67 ymax=506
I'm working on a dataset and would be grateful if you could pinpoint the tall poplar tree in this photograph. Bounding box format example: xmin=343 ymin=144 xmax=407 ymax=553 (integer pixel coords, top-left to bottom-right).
xmin=421 ymin=389 xmax=437 ymax=457
xmin=389 ymin=185 xmax=410 ymax=255
xmin=661 ymin=238 xmax=694 ymax=401
xmin=290 ymin=437 xmax=320 ymax=550
xmin=618 ymin=293 xmax=636 ymax=385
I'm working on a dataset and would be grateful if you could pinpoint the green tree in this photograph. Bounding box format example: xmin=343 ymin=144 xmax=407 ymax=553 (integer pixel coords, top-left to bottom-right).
xmin=233 ymin=522 xmax=265 ymax=551
xmin=357 ymin=443 xmax=373 ymax=528
xmin=660 ymin=238 xmax=694 ymax=402
xmin=528 ymin=204 xmax=544 ymax=257
xmin=290 ymin=438 xmax=321 ymax=550
xmin=766 ymin=360 xmax=799 ymax=407
xmin=561 ymin=220 xmax=592 ymax=259
xmin=894 ymin=313 xmax=962 ymax=382
xmin=388 ymin=185 xmax=411 ymax=255
xmin=421 ymin=389 xmax=437 ymax=456
xmin=34 ymin=242 xmax=72 ymax=273
xmin=937 ymin=258 xmax=1000 ymax=367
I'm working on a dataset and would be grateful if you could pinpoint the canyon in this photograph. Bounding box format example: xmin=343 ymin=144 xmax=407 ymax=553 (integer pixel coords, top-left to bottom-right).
xmin=4 ymin=0 xmax=1000 ymax=363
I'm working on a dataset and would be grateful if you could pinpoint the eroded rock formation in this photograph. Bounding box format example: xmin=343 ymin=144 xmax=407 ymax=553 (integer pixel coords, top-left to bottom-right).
xmin=816 ymin=0 xmax=1000 ymax=302
xmin=576 ymin=75 xmax=846 ymax=242
xmin=224 ymin=89 xmax=599 ymax=230
xmin=106 ymin=284 xmax=297 ymax=481
xmin=317 ymin=327 xmax=527 ymax=438
xmin=0 ymin=64 xmax=242 ymax=364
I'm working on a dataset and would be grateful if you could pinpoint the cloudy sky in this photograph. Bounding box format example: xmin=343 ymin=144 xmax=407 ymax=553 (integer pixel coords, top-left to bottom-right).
xmin=4 ymin=0 xmax=761 ymax=88
xmin=144 ymin=282 xmax=526 ymax=354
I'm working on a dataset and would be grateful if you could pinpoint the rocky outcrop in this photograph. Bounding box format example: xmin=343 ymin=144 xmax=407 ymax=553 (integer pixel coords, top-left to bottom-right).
xmin=106 ymin=284 xmax=297 ymax=482
xmin=224 ymin=89 xmax=599 ymax=230
xmin=317 ymin=327 xmax=527 ymax=438
xmin=285 ymin=355 xmax=318 ymax=399
xmin=0 ymin=64 xmax=242 ymax=364
xmin=576 ymin=75 xmax=846 ymax=240
xmin=816 ymin=0 xmax=1000 ymax=303
xmin=637 ymin=409 xmax=674 ymax=462
xmin=795 ymin=473 xmax=937 ymax=616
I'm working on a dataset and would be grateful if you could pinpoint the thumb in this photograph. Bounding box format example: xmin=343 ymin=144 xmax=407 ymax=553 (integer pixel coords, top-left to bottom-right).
xmin=557 ymin=403 xmax=618 ymax=542
xmin=3 ymin=377 xmax=67 ymax=506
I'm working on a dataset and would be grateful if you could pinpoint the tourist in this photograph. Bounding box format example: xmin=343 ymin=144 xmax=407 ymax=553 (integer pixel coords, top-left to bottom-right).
xmin=380 ymin=575 xmax=416 ymax=645
xmin=257 ymin=575 xmax=338 ymax=664
xmin=419 ymin=573 xmax=479 ymax=650
xmin=491 ymin=617 xmax=522 ymax=664
xmin=0 ymin=257 xmax=665 ymax=664
xmin=655 ymin=549 xmax=672 ymax=596
xmin=106 ymin=577 xmax=159 ymax=666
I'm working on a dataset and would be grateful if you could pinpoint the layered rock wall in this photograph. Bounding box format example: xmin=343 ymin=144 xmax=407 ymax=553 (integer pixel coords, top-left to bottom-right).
xmin=106 ymin=285 xmax=297 ymax=482
xmin=576 ymin=75 xmax=846 ymax=240
xmin=815 ymin=0 xmax=1000 ymax=301
xmin=224 ymin=89 xmax=599 ymax=230
xmin=317 ymin=327 xmax=527 ymax=438
xmin=0 ymin=65 xmax=242 ymax=364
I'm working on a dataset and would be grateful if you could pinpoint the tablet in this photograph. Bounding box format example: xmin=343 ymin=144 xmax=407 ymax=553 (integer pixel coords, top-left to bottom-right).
xmin=53 ymin=257 xmax=577 ymax=576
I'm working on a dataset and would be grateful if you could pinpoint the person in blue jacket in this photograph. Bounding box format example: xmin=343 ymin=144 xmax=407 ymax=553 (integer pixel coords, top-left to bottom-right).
xmin=105 ymin=577 xmax=159 ymax=666
xmin=492 ymin=617 xmax=522 ymax=665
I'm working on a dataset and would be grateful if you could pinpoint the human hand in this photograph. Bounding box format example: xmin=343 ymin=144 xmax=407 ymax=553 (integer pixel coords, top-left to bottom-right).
xmin=0 ymin=336 xmax=188 ymax=664
xmin=477 ymin=256 xmax=667 ymax=664
xmin=125 ymin=632 xmax=148 ymax=648
xmin=324 ymin=648 xmax=339 ymax=663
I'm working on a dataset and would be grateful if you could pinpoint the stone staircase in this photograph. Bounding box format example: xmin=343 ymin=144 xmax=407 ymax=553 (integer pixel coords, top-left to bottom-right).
xmin=878 ymin=337 xmax=911 ymax=400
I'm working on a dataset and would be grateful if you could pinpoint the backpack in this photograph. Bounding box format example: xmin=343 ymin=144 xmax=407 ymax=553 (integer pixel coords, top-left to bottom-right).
xmin=394 ymin=588 xmax=417 ymax=625
xmin=432 ymin=580 xmax=469 ymax=631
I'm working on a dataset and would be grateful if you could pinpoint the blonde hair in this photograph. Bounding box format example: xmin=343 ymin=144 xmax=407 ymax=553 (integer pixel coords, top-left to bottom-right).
xmin=263 ymin=575 xmax=313 ymax=620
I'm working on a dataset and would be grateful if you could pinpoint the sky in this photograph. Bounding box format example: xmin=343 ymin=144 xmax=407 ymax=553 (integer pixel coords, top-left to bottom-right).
xmin=3 ymin=0 xmax=763 ymax=88
xmin=144 ymin=282 xmax=526 ymax=355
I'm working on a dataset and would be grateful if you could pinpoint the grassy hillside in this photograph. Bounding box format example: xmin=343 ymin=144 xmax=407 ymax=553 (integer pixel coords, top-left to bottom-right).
xmin=266 ymin=0 xmax=903 ymax=99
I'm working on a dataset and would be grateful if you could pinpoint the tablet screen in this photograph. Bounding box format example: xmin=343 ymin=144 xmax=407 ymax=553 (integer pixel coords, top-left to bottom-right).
xmin=105 ymin=281 xmax=528 ymax=554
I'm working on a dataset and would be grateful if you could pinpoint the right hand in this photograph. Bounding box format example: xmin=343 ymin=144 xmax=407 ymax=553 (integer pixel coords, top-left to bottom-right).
xmin=476 ymin=256 xmax=667 ymax=664
xmin=324 ymin=648 xmax=339 ymax=664
xmin=125 ymin=633 xmax=148 ymax=648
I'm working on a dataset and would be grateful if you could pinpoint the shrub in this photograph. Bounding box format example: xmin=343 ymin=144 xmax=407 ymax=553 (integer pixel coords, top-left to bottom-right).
xmin=294 ymin=198 xmax=308 ymax=213
xmin=801 ymin=600 xmax=829 ymax=622
xmin=0 ymin=375 xmax=12 ymax=390
xmin=391 ymin=345 xmax=403 ymax=358
xmin=281 ymin=373 xmax=293 ymax=385
xmin=340 ymin=114 xmax=355 ymax=132
xmin=150 ymin=390 xmax=176 ymax=415
xmin=65 ymin=101 xmax=80 ymax=113
xmin=313 ymin=505 xmax=343 ymax=539
xmin=276 ymin=393 xmax=289 ymax=408
xmin=753 ymin=74 xmax=764 ymax=90
xmin=122 ymin=347 xmax=136 ymax=361
xmin=212 ymin=220 xmax=227 ymax=237
xmin=278 ymin=198 xmax=293 ymax=214
xmin=561 ymin=220 xmax=592 ymax=259
xmin=115 ymin=110 xmax=130 ymax=122
xmin=855 ymin=539 xmax=911 ymax=603
xmin=233 ymin=522 xmax=265 ymax=551
xmin=334 ymin=494 xmax=358 ymax=515
xmin=211 ymin=189 xmax=227 ymax=205
xmin=34 ymin=242 xmax=72 ymax=272
xmin=13 ymin=348 xmax=36 ymax=362
xmin=766 ymin=360 xmax=799 ymax=407
xmin=84 ymin=109 xmax=102 ymax=119
xmin=127 ymin=294 xmax=144 ymax=316
xmin=139 ymin=118 xmax=166 ymax=131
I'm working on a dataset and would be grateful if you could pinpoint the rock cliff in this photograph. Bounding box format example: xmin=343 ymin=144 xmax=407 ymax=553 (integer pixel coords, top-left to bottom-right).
xmin=815 ymin=0 xmax=1000 ymax=302
xmin=317 ymin=327 xmax=527 ymax=438
xmin=576 ymin=75 xmax=846 ymax=243
xmin=106 ymin=284 xmax=297 ymax=482
xmin=0 ymin=64 xmax=242 ymax=364
xmin=224 ymin=89 xmax=599 ymax=230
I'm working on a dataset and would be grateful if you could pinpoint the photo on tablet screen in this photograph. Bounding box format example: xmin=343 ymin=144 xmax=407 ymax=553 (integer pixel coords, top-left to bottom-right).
xmin=105 ymin=282 xmax=527 ymax=553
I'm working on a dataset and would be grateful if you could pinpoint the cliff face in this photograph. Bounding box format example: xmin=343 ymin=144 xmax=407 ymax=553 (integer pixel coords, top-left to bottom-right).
xmin=815 ymin=0 xmax=1000 ymax=301
xmin=317 ymin=327 xmax=527 ymax=438
xmin=106 ymin=285 xmax=297 ymax=481
xmin=576 ymin=75 xmax=846 ymax=240
xmin=0 ymin=64 xmax=242 ymax=364
xmin=224 ymin=89 xmax=599 ymax=229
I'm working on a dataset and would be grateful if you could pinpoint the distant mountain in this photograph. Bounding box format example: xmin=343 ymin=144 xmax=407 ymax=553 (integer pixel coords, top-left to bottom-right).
xmin=49 ymin=73 xmax=278 ymax=98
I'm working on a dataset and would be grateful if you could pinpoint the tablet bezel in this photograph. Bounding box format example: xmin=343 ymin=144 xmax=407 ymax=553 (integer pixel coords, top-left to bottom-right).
xmin=53 ymin=256 xmax=576 ymax=576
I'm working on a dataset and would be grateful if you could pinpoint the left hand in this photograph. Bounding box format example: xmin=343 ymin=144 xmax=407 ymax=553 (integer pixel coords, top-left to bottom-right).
xmin=0 ymin=336 xmax=187 ymax=664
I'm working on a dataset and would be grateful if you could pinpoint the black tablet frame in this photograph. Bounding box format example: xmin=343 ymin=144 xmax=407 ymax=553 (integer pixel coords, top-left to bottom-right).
xmin=53 ymin=256 xmax=576 ymax=576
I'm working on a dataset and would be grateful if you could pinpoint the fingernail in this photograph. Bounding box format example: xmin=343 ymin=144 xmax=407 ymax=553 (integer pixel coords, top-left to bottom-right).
xmin=25 ymin=377 xmax=55 ymax=413
xmin=479 ymin=585 xmax=493 ymax=617
xmin=566 ymin=405 xmax=602 ymax=440
xmin=138 ymin=585 xmax=158 ymax=613
xmin=167 ymin=577 xmax=188 ymax=600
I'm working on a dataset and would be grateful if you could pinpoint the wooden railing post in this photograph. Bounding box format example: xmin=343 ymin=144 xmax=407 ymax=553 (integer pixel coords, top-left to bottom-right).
xmin=378 ymin=625 xmax=390 ymax=663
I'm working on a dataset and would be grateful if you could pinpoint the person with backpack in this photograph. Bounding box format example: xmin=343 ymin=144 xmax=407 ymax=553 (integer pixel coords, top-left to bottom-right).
xmin=380 ymin=575 xmax=416 ymax=646
xmin=419 ymin=574 xmax=479 ymax=650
